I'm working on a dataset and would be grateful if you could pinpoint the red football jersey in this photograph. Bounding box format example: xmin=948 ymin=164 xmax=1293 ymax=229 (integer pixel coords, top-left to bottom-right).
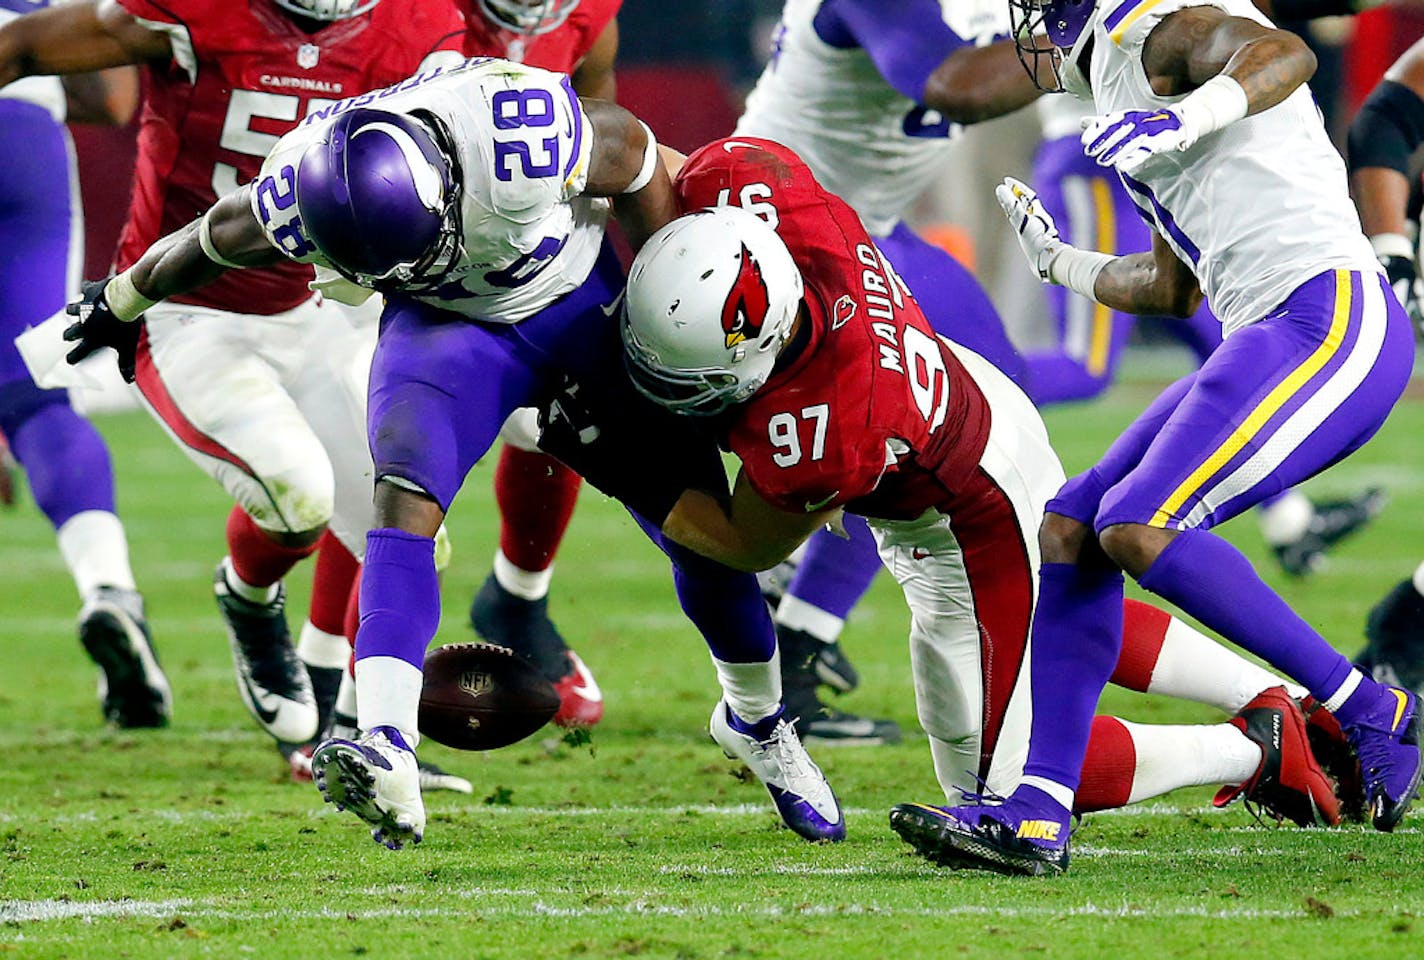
xmin=675 ymin=137 xmax=993 ymax=522
xmin=115 ymin=0 xmax=466 ymax=314
xmin=458 ymin=0 xmax=618 ymax=73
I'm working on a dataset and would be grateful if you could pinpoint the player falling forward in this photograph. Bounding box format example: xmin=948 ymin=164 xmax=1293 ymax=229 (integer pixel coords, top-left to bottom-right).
xmin=612 ymin=139 xmax=1343 ymax=863
xmin=901 ymin=0 xmax=1422 ymax=874
xmin=64 ymin=57 xmax=841 ymax=850
xmin=0 ymin=23 xmax=168 ymax=728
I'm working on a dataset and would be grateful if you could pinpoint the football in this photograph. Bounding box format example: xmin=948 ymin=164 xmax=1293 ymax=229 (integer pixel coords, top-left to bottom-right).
xmin=418 ymin=642 xmax=560 ymax=751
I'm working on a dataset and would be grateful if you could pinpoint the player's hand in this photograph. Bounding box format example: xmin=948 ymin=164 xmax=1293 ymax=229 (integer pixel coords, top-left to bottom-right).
xmin=1380 ymin=254 xmax=1424 ymax=329
xmin=1081 ymin=108 xmax=1193 ymax=176
xmin=995 ymin=177 xmax=1064 ymax=282
xmin=63 ymin=278 xmax=143 ymax=383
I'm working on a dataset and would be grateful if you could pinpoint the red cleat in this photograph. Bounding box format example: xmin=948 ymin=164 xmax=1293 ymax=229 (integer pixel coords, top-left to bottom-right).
xmin=1299 ymin=694 xmax=1365 ymax=823
xmin=551 ymin=651 xmax=603 ymax=728
xmin=1214 ymin=686 xmax=1341 ymax=827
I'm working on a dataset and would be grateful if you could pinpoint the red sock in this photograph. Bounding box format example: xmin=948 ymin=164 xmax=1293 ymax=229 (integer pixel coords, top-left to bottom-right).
xmin=309 ymin=532 xmax=359 ymax=636
xmin=1075 ymin=715 xmax=1137 ymax=813
xmin=1111 ymin=598 xmax=1170 ymax=693
xmin=495 ymin=444 xmax=581 ymax=572
xmin=225 ymin=505 xmax=319 ymax=587
xmin=343 ymin=567 xmax=361 ymax=654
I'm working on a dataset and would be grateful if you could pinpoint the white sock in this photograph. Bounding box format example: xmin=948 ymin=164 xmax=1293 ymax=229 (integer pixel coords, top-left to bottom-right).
xmin=774 ymin=595 xmax=845 ymax=645
xmin=296 ymin=621 xmax=351 ymax=670
xmin=1119 ymin=720 xmax=1262 ymax=803
xmin=221 ymin=556 xmax=279 ymax=605
xmin=354 ymin=655 xmax=421 ymax=747
xmin=334 ymin=668 xmax=358 ymax=728
xmin=1149 ymin=616 xmax=1306 ymax=714
xmin=711 ymin=650 xmax=782 ymax=723
xmin=1019 ymin=775 xmax=1075 ymax=814
xmin=492 ymin=549 xmax=553 ymax=601
xmin=56 ymin=510 xmax=135 ymax=598
xmin=1257 ymin=490 xmax=1314 ymax=546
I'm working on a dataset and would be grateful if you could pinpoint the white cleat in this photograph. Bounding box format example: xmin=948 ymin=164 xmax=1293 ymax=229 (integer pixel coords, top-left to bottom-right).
xmin=312 ymin=726 xmax=425 ymax=850
xmin=709 ymin=699 xmax=846 ymax=842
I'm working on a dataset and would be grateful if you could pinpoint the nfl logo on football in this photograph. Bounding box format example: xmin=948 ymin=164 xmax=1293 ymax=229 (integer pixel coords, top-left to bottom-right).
xmin=459 ymin=671 xmax=493 ymax=699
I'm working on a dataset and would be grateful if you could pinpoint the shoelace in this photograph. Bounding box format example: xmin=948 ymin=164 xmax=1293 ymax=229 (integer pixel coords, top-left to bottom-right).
xmin=766 ymin=719 xmax=816 ymax=784
xmin=957 ymin=773 xmax=1008 ymax=807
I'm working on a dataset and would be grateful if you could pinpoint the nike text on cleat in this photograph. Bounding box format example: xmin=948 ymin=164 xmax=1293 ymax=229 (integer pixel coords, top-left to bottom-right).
xmin=312 ymin=726 xmax=425 ymax=849
xmin=1344 ymin=686 xmax=1423 ymax=832
xmin=888 ymin=798 xmax=1069 ymax=877
xmin=1272 ymin=488 xmax=1386 ymax=577
xmin=1212 ymin=686 xmax=1340 ymax=827
xmin=469 ymin=572 xmax=603 ymax=728
xmin=709 ymin=699 xmax=845 ymax=842
xmin=214 ymin=564 xmax=318 ymax=743
xmin=78 ymin=586 xmax=171 ymax=729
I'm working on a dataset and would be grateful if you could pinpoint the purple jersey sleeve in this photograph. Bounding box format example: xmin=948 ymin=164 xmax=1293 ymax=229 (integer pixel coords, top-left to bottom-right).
xmin=812 ymin=0 xmax=970 ymax=104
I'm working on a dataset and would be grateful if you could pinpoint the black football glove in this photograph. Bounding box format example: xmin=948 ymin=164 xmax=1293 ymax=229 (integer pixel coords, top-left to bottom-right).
xmin=1380 ymin=254 xmax=1424 ymax=330
xmin=64 ymin=277 xmax=143 ymax=383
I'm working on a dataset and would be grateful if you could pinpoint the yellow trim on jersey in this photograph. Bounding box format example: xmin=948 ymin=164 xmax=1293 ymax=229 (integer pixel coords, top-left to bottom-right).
xmin=1109 ymin=0 xmax=1167 ymax=44
xmin=1147 ymin=270 xmax=1353 ymax=528
xmin=1086 ymin=178 xmax=1116 ymax=377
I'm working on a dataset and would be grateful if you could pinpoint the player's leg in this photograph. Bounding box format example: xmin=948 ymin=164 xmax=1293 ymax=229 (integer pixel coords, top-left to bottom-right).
xmin=1020 ymin=136 xmax=1139 ymax=405
xmin=134 ymin=302 xmax=337 ymax=743
xmin=469 ymin=410 xmax=602 ymax=728
xmin=0 ymin=100 xmax=167 ymax=728
xmin=1095 ymin=269 xmax=1419 ymax=830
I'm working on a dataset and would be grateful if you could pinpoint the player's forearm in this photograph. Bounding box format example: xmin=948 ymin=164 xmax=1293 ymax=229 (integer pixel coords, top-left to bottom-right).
xmin=1351 ymin=168 xmax=1412 ymax=240
xmin=924 ymin=41 xmax=1043 ymax=125
xmin=663 ymin=491 xmax=803 ymax=573
xmin=1092 ymin=252 xmax=1203 ymax=318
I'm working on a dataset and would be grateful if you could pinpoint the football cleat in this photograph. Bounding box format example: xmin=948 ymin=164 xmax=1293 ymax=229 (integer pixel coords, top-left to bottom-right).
xmin=709 ymin=699 xmax=845 ymax=842
xmin=756 ymin=555 xmax=800 ymax=608
xmin=1300 ymin=694 xmax=1365 ymax=823
xmin=1343 ymin=684 xmax=1423 ymax=832
xmin=1212 ymin=687 xmax=1340 ymax=827
xmin=312 ymin=726 xmax=424 ymax=850
xmin=782 ymin=666 xmax=901 ymax=746
xmin=1272 ymin=488 xmax=1386 ymax=577
xmin=777 ymin=624 xmax=859 ymax=695
xmin=1357 ymin=579 xmax=1424 ymax=694
xmin=78 ymin=586 xmax=171 ymax=728
xmin=469 ymin=572 xmax=602 ymax=728
xmin=214 ymin=563 xmax=318 ymax=744
xmin=889 ymin=785 xmax=1070 ymax=877
xmin=417 ymin=758 xmax=473 ymax=795
xmin=278 ymin=663 xmax=347 ymax=781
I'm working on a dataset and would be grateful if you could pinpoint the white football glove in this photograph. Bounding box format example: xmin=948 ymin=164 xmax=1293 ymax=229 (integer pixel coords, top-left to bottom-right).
xmin=1080 ymin=108 xmax=1194 ymax=177
xmin=995 ymin=176 xmax=1065 ymax=282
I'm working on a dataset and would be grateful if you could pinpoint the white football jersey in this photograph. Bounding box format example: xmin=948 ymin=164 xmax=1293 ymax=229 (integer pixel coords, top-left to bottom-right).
xmin=254 ymin=57 xmax=608 ymax=323
xmin=0 ymin=1 xmax=65 ymax=120
xmin=734 ymin=0 xmax=1006 ymax=238
xmin=1086 ymin=0 xmax=1377 ymax=336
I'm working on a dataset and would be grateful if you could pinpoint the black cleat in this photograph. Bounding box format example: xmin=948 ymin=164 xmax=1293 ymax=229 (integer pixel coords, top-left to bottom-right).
xmin=79 ymin=587 xmax=171 ymax=728
xmin=214 ymin=563 xmax=317 ymax=744
xmin=1272 ymin=488 xmax=1386 ymax=577
xmin=782 ymin=665 xmax=901 ymax=746
xmin=889 ymin=801 xmax=1069 ymax=877
xmin=777 ymin=624 xmax=860 ymax=694
xmin=1357 ymin=579 xmax=1424 ymax=694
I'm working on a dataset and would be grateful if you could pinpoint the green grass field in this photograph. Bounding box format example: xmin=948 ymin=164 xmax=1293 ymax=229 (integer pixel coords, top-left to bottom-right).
xmin=3 ymin=359 xmax=1423 ymax=959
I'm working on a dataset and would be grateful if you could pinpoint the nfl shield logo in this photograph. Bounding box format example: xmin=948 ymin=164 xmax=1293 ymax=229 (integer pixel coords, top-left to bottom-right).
xmin=297 ymin=43 xmax=320 ymax=69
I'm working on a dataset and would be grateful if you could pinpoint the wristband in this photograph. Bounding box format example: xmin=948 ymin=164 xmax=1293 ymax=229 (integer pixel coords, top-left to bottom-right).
xmin=622 ymin=120 xmax=659 ymax=194
xmin=1047 ymin=246 xmax=1114 ymax=301
xmin=199 ymin=210 xmax=248 ymax=269
xmin=105 ymin=269 xmax=158 ymax=322
xmin=1371 ymin=233 xmax=1415 ymax=262
xmin=1175 ymin=74 xmax=1249 ymax=145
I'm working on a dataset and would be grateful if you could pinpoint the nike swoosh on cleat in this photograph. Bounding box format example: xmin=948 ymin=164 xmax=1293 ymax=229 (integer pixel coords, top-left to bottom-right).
xmin=569 ymin=657 xmax=603 ymax=703
xmin=237 ymin=671 xmax=282 ymax=726
xmin=1391 ymin=688 xmax=1410 ymax=732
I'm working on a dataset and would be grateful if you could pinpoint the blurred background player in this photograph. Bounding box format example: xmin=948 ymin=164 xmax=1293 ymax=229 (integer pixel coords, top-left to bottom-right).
xmin=1347 ymin=34 xmax=1424 ymax=693
xmin=0 ymin=0 xmax=467 ymax=770
xmin=456 ymin=0 xmax=622 ymax=730
xmin=0 ymin=16 xmax=168 ymax=729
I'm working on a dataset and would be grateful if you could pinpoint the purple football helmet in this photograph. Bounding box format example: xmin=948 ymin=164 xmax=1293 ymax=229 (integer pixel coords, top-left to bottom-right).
xmin=1009 ymin=0 xmax=1096 ymax=93
xmin=295 ymin=108 xmax=463 ymax=291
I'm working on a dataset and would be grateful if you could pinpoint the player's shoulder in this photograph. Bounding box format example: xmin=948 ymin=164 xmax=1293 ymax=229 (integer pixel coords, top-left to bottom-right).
xmin=115 ymin=0 xmax=248 ymax=38
xmin=1099 ymin=0 xmax=1265 ymax=50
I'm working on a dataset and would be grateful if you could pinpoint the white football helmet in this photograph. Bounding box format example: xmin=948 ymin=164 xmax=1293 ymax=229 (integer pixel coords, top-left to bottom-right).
xmin=478 ymin=0 xmax=580 ymax=35
xmin=272 ymin=0 xmax=378 ymax=20
xmin=622 ymin=206 xmax=804 ymax=417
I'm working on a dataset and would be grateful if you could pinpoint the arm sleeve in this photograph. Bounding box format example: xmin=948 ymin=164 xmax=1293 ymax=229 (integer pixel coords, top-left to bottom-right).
xmin=1347 ymin=80 xmax=1424 ymax=176
xmin=820 ymin=0 xmax=972 ymax=104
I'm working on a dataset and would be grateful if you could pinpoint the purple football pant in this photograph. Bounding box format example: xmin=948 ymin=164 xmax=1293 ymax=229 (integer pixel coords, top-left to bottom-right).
xmin=360 ymin=242 xmax=775 ymax=671
xmin=779 ymin=223 xmax=1026 ymax=626
xmin=0 ymin=100 xmax=117 ymax=529
xmin=1024 ymin=135 xmax=1220 ymax=406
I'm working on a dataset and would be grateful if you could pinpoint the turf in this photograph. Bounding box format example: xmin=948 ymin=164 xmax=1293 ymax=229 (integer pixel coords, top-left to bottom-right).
xmin=3 ymin=358 xmax=1423 ymax=959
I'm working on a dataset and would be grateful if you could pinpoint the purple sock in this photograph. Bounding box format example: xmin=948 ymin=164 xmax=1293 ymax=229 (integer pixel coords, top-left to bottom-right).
xmin=1136 ymin=529 xmax=1359 ymax=702
xmin=629 ymin=509 xmax=776 ymax=663
xmin=783 ymin=516 xmax=881 ymax=621
xmin=356 ymin=528 xmax=439 ymax=669
xmin=1022 ymin=562 xmax=1125 ymax=793
xmin=8 ymin=401 xmax=115 ymax=529
xmin=726 ymin=702 xmax=785 ymax=740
